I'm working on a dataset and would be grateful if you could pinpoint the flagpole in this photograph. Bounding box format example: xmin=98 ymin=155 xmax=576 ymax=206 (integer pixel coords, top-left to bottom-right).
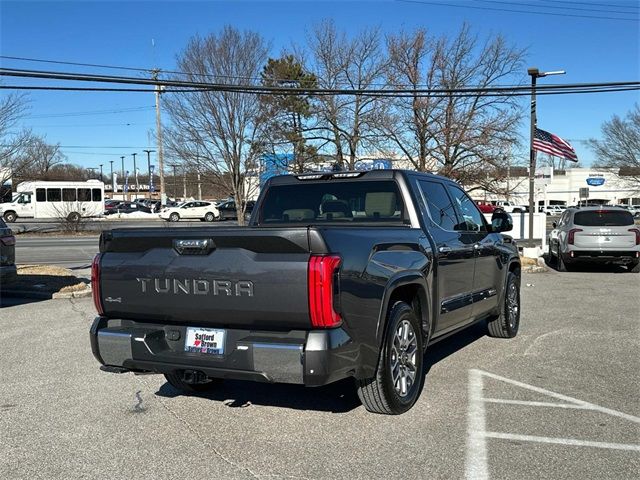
xmin=528 ymin=69 xmax=538 ymax=248
xmin=527 ymin=67 xmax=566 ymax=249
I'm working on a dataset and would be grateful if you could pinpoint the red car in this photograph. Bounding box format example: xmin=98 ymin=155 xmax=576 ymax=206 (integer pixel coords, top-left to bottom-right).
xmin=476 ymin=201 xmax=496 ymax=214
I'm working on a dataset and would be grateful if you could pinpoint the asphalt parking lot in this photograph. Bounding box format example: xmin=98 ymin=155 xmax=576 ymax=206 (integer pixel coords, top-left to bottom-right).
xmin=1 ymin=269 xmax=638 ymax=479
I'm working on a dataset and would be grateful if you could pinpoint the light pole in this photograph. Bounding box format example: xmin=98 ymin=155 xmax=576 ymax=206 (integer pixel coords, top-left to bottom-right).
xmin=144 ymin=149 xmax=155 ymax=199
xmin=527 ymin=67 xmax=565 ymax=247
xmin=132 ymin=152 xmax=138 ymax=194
xmin=99 ymin=164 xmax=103 ymax=182
xmin=109 ymin=160 xmax=114 ymax=196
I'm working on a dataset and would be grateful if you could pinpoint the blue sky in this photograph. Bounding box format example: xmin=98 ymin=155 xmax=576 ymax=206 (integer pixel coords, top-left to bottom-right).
xmin=1 ymin=0 xmax=638 ymax=172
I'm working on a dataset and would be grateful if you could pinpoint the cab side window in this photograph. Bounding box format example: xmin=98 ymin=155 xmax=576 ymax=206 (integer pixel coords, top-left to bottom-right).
xmin=446 ymin=185 xmax=487 ymax=232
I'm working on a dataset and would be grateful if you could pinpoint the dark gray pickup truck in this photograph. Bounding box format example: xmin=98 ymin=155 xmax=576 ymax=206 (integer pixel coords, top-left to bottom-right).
xmin=90 ymin=170 xmax=520 ymax=414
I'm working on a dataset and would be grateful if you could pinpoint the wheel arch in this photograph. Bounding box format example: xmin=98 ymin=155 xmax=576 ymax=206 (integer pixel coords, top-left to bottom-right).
xmin=376 ymin=273 xmax=432 ymax=349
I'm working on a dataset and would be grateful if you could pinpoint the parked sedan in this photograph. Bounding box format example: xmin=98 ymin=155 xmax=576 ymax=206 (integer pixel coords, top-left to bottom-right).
xmin=104 ymin=201 xmax=152 ymax=215
xmin=159 ymin=201 xmax=219 ymax=222
xmin=0 ymin=217 xmax=17 ymax=283
xmin=217 ymin=200 xmax=255 ymax=221
xmin=548 ymin=207 xmax=640 ymax=272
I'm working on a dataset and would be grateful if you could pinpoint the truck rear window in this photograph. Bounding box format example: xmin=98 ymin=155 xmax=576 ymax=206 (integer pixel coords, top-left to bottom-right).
xmin=574 ymin=210 xmax=634 ymax=227
xmin=258 ymin=180 xmax=407 ymax=225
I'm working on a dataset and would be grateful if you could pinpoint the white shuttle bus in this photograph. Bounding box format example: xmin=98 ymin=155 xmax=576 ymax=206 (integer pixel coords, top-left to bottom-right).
xmin=0 ymin=180 xmax=105 ymax=222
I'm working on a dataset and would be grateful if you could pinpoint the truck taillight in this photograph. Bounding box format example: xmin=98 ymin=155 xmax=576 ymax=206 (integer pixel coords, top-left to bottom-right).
xmin=91 ymin=253 xmax=104 ymax=315
xmin=629 ymin=228 xmax=640 ymax=245
xmin=308 ymin=255 xmax=342 ymax=328
xmin=568 ymin=228 xmax=583 ymax=245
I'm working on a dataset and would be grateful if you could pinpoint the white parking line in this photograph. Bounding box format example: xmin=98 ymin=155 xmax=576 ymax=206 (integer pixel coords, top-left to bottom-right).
xmin=485 ymin=432 xmax=640 ymax=452
xmin=465 ymin=369 xmax=489 ymax=480
xmin=465 ymin=369 xmax=640 ymax=479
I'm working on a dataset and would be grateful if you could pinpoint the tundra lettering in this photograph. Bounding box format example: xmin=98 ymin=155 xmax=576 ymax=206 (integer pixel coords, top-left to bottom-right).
xmin=136 ymin=277 xmax=254 ymax=296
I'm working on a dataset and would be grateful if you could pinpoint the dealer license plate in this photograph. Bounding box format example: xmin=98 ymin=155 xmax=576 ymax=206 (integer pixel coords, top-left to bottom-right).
xmin=184 ymin=327 xmax=225 ymax=355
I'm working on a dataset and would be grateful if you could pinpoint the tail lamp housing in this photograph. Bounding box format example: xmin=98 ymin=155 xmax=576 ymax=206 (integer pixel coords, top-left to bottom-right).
xmin=629 ymin=228 xmax=640 ymax=245
xmin=567 ymin=228 xmax=583 ymax=245
xmin=308 ymin=255 xmax=342 ymax=328
xmin=91 ymin=253 xmax=104 ymax=315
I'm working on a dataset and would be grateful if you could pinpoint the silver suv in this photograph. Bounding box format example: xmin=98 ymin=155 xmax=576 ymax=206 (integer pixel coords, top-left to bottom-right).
xmin=548 ymin=206 xmax=640 ymax=272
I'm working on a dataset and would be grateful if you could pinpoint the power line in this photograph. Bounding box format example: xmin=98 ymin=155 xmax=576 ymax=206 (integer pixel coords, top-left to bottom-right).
xmin=1 ymin=67 xmax=638 ymax=96
xmin=534 ymin=0 xmax=638 ymax=11
xmin=22 ymin=105 xmax=154 ymax=119
xmin=396 ymin=0 xmax=639 ymax=21
xmin=2 ymin=83 xmax=638 ymax=99
xmin=0 ymin=55 xmax=151 ymax=73
xmin=471 ymin=0 xmax=639 ymax=15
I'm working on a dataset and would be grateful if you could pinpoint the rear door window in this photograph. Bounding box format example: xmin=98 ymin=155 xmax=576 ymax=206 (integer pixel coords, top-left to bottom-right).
xmin=574 ymin=210 xmax=633 ymax=227
xmin=417 ymin=180 xmax=459 ymax=231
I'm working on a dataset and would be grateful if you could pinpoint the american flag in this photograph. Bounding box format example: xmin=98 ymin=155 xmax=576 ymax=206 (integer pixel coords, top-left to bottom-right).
xmin=533 ymin=128 xmax=578 ymax=162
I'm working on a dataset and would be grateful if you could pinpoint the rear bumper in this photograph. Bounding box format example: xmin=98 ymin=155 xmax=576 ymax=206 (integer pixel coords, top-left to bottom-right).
xmin=565 ymin=249 xmax=639 ymax=263
xmin=0 ymin=264 xmax=17 ymax=282
xmin=90 ymin=317 xmax=356 ymax=386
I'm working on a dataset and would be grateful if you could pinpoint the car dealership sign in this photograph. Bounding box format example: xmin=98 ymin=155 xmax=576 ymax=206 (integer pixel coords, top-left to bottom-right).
xmin=586 ymin=174 xmax=605 ymax=186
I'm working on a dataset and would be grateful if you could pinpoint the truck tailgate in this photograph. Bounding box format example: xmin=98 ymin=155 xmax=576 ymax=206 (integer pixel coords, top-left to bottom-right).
xmin=98 ymin=227 xmax=318 ymax=329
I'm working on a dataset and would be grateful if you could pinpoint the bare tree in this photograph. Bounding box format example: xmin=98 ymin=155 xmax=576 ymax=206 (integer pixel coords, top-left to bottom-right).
xmin=163 ymin=27 xmax=269 ymax=224
xmin=305 ymin=20 xmax=388 ymax=169
xmin=380 ymin=25 xmax=525 ymax=189
xmin=19 ymin=136 xmax=65 ymax=178
xmin=380 ymin=28 xmax=441 ymax=171
xmin=589 ymin=104 xmax=640 ymax=187
xmin=0 ymin=92 xmax=35 ymax=186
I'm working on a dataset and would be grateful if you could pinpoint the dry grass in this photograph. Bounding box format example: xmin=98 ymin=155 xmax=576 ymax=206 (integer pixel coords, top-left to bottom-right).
xmin=5 ymin=264 xmax=90 ymax=295
xmin=58 ymin=282 xmax=90 ymax=293
xmin=519 ymin=256 xmax=538 ymax=266
xmin=17 ymin=265 xmax=75 ymax=276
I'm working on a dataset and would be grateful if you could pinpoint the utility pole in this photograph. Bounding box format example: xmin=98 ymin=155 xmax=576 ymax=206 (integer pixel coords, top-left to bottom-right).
xmin=152 ymin=69 xmax=166 ymax=205
xmin=197 ymin=171 xmax=202 ymax=201
xmin=527 ymin=67 xmax=565 ymax=247
xmin=183 ymin=166 xmax=187 ymax=199
xmin=172 ymin=164 xmax=178 ymax=199
xmin=144 ymin=149 xmax=155 ymax=199
xmin=132 ymin=152 xmax=138 ymax=194
xmin=120 ymin=156 xmax=125 ymax=180
xmin=99 ymin=164 xmax=103 ymax=183
xmin=109 ymin=160 xmax=114 ymax=197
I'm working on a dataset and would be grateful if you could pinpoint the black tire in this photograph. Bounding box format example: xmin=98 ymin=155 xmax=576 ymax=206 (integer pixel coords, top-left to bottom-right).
xmin=204 ymin=212 xmax=215 ymax=222
xmin=356 ymin=301 xmax=424 ymax=415
xmin=164 ymin=371 xmax=223 ymax=394
xmin=67 ymin=212 xmax=80 ymax=223
xmin=558 ymin=252 xmax=571 ymax=272
xmin=487 ymin=271 xmax=521 ymax=338
xmin=169 ymin=212 xmax=180 ymax=222
xmin=3 ymin=211 xmax=17 ymax=223
xmin=629 ymin=260 xmax=640 ymax=273
xmin=547 ymin=240 xmax=557 ymax=268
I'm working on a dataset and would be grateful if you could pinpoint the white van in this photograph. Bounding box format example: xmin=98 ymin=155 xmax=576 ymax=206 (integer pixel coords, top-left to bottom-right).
xmin=0 ymin=180 xmax=105 ymax=222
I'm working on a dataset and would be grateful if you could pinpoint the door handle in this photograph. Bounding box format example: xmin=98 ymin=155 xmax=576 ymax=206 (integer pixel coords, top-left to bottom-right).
xmin=438 ymin=246 xmax=452 ymax=254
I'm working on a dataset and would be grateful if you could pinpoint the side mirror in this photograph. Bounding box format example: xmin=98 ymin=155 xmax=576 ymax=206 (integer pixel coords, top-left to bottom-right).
xmin=552 ymin=222 xmax=557 ymax=229
xmin=491 ymin=210 xmax=513 ymax=232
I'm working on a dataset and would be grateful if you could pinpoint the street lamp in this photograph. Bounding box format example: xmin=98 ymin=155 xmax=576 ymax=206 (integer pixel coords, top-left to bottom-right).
xmin=527 ymin=67 xmax=565 ymax=247
xmin=99 ymin=164 xmax=103 ymax=182
xmin=109 ymin=160 xmax=114 ymax=196
xmin=143 ymin=149 xmax=155 ymax=199
xmin=132 ymin=153 xmax=138 ymax=194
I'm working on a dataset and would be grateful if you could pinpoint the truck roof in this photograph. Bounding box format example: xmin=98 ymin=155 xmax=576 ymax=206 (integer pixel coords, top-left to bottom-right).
xmin=267 ymin=169 xmax=457 ymax=186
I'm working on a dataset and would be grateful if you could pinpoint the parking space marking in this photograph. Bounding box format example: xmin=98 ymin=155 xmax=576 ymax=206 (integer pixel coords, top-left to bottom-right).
xmin=465 ymin=369 xmax=640 ymax=479
xmin=484 ymin=432 xmax=640 ymax=452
